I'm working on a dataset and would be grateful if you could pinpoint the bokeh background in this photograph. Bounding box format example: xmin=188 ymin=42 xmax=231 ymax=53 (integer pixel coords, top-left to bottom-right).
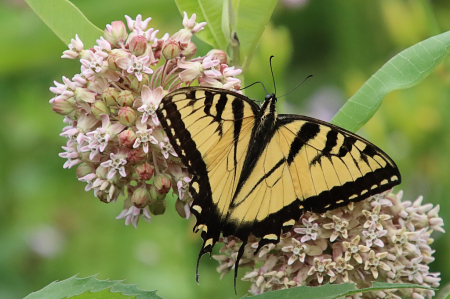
xmin=1 ymin=0 xmax=449 ymax=298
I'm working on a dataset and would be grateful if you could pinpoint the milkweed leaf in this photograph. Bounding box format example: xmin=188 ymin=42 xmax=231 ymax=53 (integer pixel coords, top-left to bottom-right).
xmin=331 ymin=30 xmax=450 ymax=133
xmin=25 ymin=0 xmax=103 ymax=47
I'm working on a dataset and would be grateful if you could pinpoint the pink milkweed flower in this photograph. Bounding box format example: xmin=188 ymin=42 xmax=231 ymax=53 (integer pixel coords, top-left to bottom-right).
xmin=133 ymin=120 xmax=158 ymax=153
xmin=116 ymin=205 xmax=151 ymax=229
xmin=52 ymin=14 xmax=243 ymax=230
xmin=177 ymin=177 xmax=192 ymax=200
xmin=137 ymin=86 xmax=164 ymax=125
xmin=159 ymin=137 xmax=177 ymax=159
xmin=94 ymin=37 xmax=112 ymax=58
xmin=182 ymin=12 xmax=206 ymax=34
xmin=104 ymin=21 xmax=128 ymax=46
xmin=80 ymin=51 xmax=106 ymax=79
xmin=117 ymin=55 xmax=153 ymax=81
xmin=84 ymin=115 xmax=125 ymax=154
xmin=101 ymin=152 xmax=128 ymax=180
xmin=172 ymin=12 xmax=207 ymax=44
xmin=59 ymin=145 xmax=81 ymax=169
xmin=125 ymin=14 xmax=152 ymax=31
xmin=62 ymin=34 xmax=84 ymax=59
xmin=78 ymin=173 xmax=97 ymax=191
xmin=178 ymin=54 xmax=221 ymax=82
xmin=142 ymin=28 xmax=159 ymax=44
xmin=50 ymin=76 xmax=76 ymax=102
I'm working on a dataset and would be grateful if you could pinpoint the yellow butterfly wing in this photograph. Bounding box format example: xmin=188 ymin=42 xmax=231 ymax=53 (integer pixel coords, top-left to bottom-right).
xmin=156 ymin=87 xmax=401 ymax=284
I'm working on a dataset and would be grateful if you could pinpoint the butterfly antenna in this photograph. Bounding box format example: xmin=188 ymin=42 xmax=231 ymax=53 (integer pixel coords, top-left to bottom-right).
xmin=241 ymin=81 xmax=269 ymax=95
xmin=269 ymin=55 xmax=276 ymax=96
xmin=278 ymin=74 xmax=313 ymax=99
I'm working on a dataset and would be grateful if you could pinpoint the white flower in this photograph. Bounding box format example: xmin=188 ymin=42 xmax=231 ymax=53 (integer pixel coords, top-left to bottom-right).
xmin=159 ymin=137 xmax=177 ymax=159
xmin=80 ymin=50 xmax=105 ymax=78
xmin=116 ymin=205 xmax=151 ymax=229
xmin=59 ymin=144 xmax=81 ymax=169
xmin=177 ymin=177 xmax=192 ymax=199
xmin=133 ymin=120 xmax=158 ymax=153
xmin=123 ymin=55 xmax=153 ymax=81
xmin=62 ymin=34 xmax=84 ymax=59
xmin=137 ymin=86 xmax=164 ymax=125
xmin=125 ymin=14 xmax=152 ymax=31
xmin=83 ymin=115 xmax=125 ymax=154
xmin=182 ymin=12 xmax=206 ymax=33
xmin=178 ymin=55 xmax=221 ymax=82
xmin=100 ymin=152 xmax=128 ymax=179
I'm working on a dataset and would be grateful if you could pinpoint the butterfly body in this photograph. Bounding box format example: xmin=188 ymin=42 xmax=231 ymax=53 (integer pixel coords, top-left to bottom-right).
xmin=156 ymin=86 xmax=401 ymax=285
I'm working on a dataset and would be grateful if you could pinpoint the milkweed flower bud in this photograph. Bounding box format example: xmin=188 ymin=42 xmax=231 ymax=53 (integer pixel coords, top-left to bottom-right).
xmin=102 ymin=87 xmax=120 ymax=106
xmin=135 ymin=162 xmax=154 ymax=180
xmin=127 ymin=147 xmax=146 ymax=164
xmin=207 ymin=49 xmax=227 ymax=64
xmin=129 ymin=35 xmax=147 ymax=56
xmin=130 ymin=73 xmax=150 ymax=92
xmin=117 ymin=90 xmax=135 ymax=107
xmin=118 ymin=107 xmax=136 ymax=126
xmin=74 ymin=87 xmax=96 ymax=103
xmin=119 ymin=129 xmax=137 ymax=147
xmin=154 ymin=174 xmax=171 ymax=194
xmin=132 ymin=187 xmax=151 ymax=208
xmin=92 ymin=100 xmax=110 ymax=119
xmin=162 ymin=39 xmax=181 ymax=60
xmin=181 ymin=41 xmax=197 ymax=59
xmin=76 ymin=163 xmax=96 ymax=178
xmin=52 ymin=97 xmax=75 ymax=115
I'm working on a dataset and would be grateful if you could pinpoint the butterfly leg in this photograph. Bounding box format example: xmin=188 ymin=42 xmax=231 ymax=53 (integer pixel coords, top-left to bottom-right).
xmin=234 ymin=240 xmax=247 ymax=294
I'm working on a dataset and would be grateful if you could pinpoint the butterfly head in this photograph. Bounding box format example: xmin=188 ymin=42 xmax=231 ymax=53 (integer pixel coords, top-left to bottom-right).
xmin=265 ymin=93 xmax=277 ymax=103
xmin=259 ymin=93 xmax=278 ymax=127
xmin=262 ymin=93 xmax=277 ymax=111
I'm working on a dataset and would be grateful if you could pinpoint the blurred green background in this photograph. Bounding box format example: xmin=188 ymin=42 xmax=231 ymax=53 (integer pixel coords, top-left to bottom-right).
xmin=1 ymin=0 xmax=449 ymax=298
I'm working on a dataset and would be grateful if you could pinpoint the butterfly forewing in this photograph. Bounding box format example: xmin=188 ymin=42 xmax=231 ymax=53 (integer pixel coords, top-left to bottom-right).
xmin=156 ymin=87 xmax=259 ymax=245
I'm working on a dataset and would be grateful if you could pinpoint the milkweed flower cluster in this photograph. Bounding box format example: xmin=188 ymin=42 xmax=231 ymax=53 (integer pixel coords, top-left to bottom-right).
xmin=51 ymin=13 xmax=242 ymax=228
xmin=214 ymin=190 xmax=444 ymax=298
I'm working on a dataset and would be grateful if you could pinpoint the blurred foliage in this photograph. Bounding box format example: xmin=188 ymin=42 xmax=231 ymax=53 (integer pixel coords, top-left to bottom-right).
xmin=1 ymin=0 xmax=450 ymax=298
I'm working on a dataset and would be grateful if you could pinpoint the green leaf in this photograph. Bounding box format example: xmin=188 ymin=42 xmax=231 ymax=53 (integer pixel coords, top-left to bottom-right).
xmin=331 ymin=30 xmax=450 ymax=133
xmin=24 ymin=274 xmax=162 ymax=299
xmin=25 ymin=0 xmax=103 ymax=47
xmin=235 ymin=0 xmax=278 ymax=70
xmin=249 ymin=282 xmax=431 ymax=299
xmin=174 ymin=0 xmax=227 ymax=50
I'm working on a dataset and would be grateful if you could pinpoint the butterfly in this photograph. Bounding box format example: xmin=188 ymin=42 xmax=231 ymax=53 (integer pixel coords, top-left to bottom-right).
xmin=155 ymin=86 xmax=401 ymax=287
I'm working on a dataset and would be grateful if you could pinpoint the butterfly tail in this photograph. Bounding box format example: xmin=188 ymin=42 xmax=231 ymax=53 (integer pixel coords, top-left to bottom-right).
xmin=196 ymin=236 xmax=217 ymax=283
